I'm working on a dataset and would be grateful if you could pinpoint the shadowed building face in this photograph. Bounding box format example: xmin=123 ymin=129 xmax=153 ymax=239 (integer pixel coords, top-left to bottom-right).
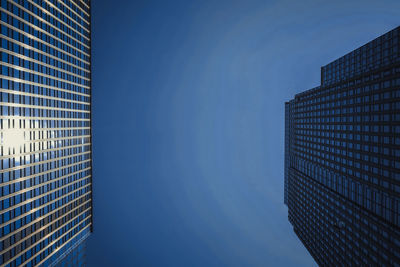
xmin=285 ymin=26 xmax=400 ymax=266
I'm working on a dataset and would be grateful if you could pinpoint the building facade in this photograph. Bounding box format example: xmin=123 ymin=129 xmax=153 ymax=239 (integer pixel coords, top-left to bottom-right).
xmin=285 ymin=27 xmax=400 ymax=266
xmin=0 ymin=0 xmax=92 ymax=266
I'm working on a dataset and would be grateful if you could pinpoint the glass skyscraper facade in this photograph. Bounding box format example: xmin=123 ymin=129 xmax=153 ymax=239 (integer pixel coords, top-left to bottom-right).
xmin=285 ymin=27 xmax=400 ymax=266
xmin=0 ymin=0 xmax=92 ymax=266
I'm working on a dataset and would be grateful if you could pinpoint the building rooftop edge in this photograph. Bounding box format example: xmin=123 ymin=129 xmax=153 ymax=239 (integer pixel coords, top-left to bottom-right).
xmin=321 ymin=26 xmax=400 ymax=70
xmin=285 ymin=25 xmax=400 ymax=103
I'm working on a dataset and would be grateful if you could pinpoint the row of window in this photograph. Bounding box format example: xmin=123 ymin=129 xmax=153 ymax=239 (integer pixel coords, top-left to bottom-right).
xmin=0 ymin=183 xmax=90 ymax=238
xmin=0 ymin=118 xmax=89 ymax=129
xmin=1 ymin=213 xmax=91 ymax=266
xmin=1 ymin=51 xmax=89 ymax=86
xmin=0 ymin=173 xmax=90 ymax=225
xmin=9 ymin=0 xmax=90 ymax=42
xmin=322 ymin=28 xmax=399 ymax=84
xmin=42 ymin=225 xmax=90 ymax=267
xmin=1 ymin=144 xmax=91 ymax=167
xmin=0 ymin=152 xmax=90 ymax=178
xmin=1 ymin=63 xmax=89 ymax=94
xmin=0 ymin=160 xmax=90 ymax=187
xmin=0 ymin=106 xmax=90 ymax=119
xmin=0 ymin=1 xmax=92 ymax=266
xmin=1 ymin=23 xmax=89 ymax=69
xmin=0 ymin=5 xmax=90 ymax=58
xmin=296 ymin=66 xmax=400 ymax=103
xmin=0 ymin=194 xmax=89 ymax=252
xmin=291 ymin=157 xmax=400 ymax=221
xmin=288 ymin=170 xmax=400 ymax=265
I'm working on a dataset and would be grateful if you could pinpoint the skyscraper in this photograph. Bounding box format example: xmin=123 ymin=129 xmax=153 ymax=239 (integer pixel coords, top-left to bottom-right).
xmin=0 ymin=0 xmax=92 ymax=266
xmin=285 ymin=27 xmax=400 ymax=266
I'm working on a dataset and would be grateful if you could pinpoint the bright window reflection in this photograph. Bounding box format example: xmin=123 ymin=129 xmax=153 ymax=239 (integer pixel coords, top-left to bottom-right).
xmin=1 ymin=127 xmax=26 ymax=152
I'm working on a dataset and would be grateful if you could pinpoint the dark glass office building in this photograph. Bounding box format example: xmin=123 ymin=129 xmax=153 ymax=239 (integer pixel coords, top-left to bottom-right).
xmin=0 ymin=0 xmax=92 ymax=266
xmin=285 ymin=27 xmax=400 ymax=266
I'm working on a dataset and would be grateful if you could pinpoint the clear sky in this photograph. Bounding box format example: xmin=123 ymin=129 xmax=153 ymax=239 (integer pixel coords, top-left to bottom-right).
xmin=88 ymin=0 xmax=400 ymax=266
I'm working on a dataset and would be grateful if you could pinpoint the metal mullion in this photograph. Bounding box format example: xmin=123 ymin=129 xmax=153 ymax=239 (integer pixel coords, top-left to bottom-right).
xmin=33 ymin=223 xmax=92 ymax=267
xmin=0 ymin=48 xmax=90 ymax=81
xmin=293 ymin=165 xmax=399 ymax=232
xmin=1 ymin=204 xmax=91 ymax=258
xmin=292 ymin=149 xmax=397 ymax=197
xmin=27 ymin=134 xmax=91 ymax=144
xmin=70 ymin=0 xmax=91 ymax=17
xmin=0 ymin=150 xmax=91 ymax=174
xmin=0 ymin=126 xmax=90 ymax=133
xmin=0 ymin=34 xmax=89 ymax=74
xmin=6 ymin=1 xmax=90 ymax=47
xmin=3 ymin=143 xmax=90 ymax=157
xmin=0 ymin=102 xmax=90 ymax=113
xmin=0 ymin=1 xmax=93 ymax=265
xmin=0 ymin=74 xmax=90 ymax=97
xmin=0 ymin=183 xmax=91 ymax=228
xmin=294 ymin=127 xmax=400 ymax=182
xmin=78 ymin=0 xmax=90 ymax=10
xmin=63 ymin=0 xmax=90 ymax=18
xmin=0 ymin=167 xmax=91 ymax=201
xmin=0 ymin=21 xmax=90 ymax=64
xmin=0 ymin=115 xmax=89 ymax=121
xmin=294 ymin=131 xmax=399 ymax=171
xmin=10 ymin=0 xmax=90 ymax=41
xmin=0 ymin=88 xmax=90 ymax=106
xmin=294 ymin=172 xmax=349 ymax=264
xmin=0 ymin=174 xmax=91 ymax=214
xmin=0 ymin=142 xmax=91 ymax=160
xmin=0 ymin=193 xmax=90 ymax=242
xmin=25 ymin=0 xmax=90 ymax=35
xmin=0 ymin=61 xmax=90 ymax=89
xmin=3 ymin=215 xmax=92 ymax=266
xmin=0 ymin=6 xmax=90 ymax=52
xmin=0 ymin=158 xmax=91 ymax=185
xmin=48 ymin=0 xmax=90 ymax=24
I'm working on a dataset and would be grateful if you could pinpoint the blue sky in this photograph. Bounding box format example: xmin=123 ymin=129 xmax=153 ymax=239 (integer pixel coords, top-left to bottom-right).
xmin=88 ymin=0 xmax=400 ymax=266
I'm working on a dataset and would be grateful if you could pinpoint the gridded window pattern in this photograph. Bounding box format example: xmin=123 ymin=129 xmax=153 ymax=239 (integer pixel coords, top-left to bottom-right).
xmin=284 ymin=102 xmax=290 ymax=205
xmin=50 ymin=234 xmax=87 ymax=267
xmin=0 ymin=0 xmax=92 ymax=266
xmin=285 ymin=26 xmax=400 ymax=266
xmin=321 ymin=27 xmax=400 ymax=85
xmin=288 ymin=169 xmax=400 ymax=266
